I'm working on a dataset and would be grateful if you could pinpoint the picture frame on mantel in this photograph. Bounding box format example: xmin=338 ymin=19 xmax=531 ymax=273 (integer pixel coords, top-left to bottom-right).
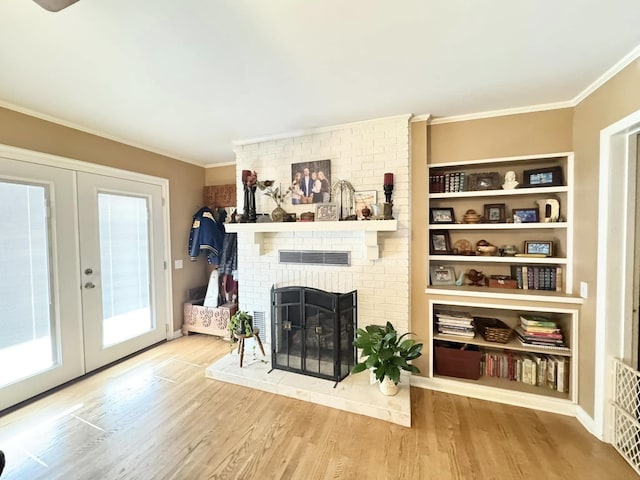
xmin=291 ymin=160 xmax=331 ymax=205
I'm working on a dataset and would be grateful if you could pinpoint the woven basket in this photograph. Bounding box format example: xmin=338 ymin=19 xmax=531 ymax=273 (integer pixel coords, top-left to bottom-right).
xmin=474 ymin=317 xmax=512 ymax=343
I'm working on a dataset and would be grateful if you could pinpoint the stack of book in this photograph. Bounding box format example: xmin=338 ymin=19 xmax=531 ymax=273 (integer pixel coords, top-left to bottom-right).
xmin=429 ymin=172 xmax=466 ymax=193
xmin=435 ymin=310 xmax=475 ymax=338
xmin=510 ymin=265 xmax=563 ymax=291
xmin=480 ymin=351 xmax=569 ymax=392
xmin=514 ymin=314 xmax=569 ymax=351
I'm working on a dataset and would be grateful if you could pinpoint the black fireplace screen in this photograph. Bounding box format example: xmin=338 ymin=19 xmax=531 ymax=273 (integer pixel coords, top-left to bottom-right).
xmin=271 ymin=286 xmax=357 ymax=383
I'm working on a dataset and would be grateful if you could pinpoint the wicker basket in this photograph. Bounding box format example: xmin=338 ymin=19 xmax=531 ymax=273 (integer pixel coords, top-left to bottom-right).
xmin=474 ymin=316 xmax=512 ymax=343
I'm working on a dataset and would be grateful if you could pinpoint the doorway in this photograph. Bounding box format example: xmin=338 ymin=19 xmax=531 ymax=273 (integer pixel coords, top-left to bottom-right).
xmin=0 ymin=149 xmax=171 ymax=411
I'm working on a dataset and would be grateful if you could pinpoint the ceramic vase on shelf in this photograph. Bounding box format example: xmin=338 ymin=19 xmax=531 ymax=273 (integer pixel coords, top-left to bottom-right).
xmin=379 ymin=376 xmax=399 ymax=396
xmin=271 ymin=205 xmax=286 ymax=222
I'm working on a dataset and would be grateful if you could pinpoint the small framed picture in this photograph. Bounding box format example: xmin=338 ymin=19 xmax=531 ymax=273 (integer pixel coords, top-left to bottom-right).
xmin=430 ymin=230 xmax=452 ymax=254
xmin=429 ymin=207 xmax=456 ymax=224
xmin=430 ymin=265 xmax=456 ymax=286
xmin=315 ymin=203 xmax=339 ymax=221
xmin=469 ymin=172 xmax=501 ymax=191
xmin=512 ymin=208 xmax=539 ymax=223
xmin=483 ymin=203 xmax=506 ymax=223
xmin=354 ymin=190 xmax=377 ymax=219
xmin=522 ymin=166 xmax=564 ymax=188
xmin=524 ymin=241 xmax=554 ymax=256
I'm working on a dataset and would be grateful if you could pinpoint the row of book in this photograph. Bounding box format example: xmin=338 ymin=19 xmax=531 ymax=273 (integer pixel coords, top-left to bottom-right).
xmin=515 ymin=314 xmax=569 ymax=351
xmin=435 ymin=310 xmax=474 ymax=338
xmin=429 ymin=172 xmax=466 ymax=193
xmin=481 ymin=351 xmax=570 ymax=392
xmin=510 ymin=265 xmax=563 ymax=291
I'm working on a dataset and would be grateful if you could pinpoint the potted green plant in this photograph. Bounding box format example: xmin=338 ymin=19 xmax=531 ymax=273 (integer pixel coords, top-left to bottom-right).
xmin=229 ymin=310 xmax=253 ymax=338
xmin=351 ymin=321 xmax=423 ymax=396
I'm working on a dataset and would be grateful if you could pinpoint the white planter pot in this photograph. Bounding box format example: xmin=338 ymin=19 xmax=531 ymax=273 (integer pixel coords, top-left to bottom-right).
xmin=379 ymin=376 xmax=399 ymax=396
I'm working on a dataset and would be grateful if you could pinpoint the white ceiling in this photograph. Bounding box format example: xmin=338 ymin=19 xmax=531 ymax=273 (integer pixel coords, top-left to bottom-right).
xmin=0 ymin=1 xmax=639 ymax=166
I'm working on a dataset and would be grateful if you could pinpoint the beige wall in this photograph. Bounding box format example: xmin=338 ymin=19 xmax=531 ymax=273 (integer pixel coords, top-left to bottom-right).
xmin=205 ymin=164 xmax=236 ymax=186
xmin=429 ymin=108 xmax=574 ymax=164
xmin=573 ymin=58 xmax=640 ymax=416
xmin=0 ymin=107 xmax=208 ymax=331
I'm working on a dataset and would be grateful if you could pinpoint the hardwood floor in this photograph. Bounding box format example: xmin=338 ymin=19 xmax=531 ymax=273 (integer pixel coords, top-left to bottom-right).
xmin=0 ymin=334 xmax=635 ymax=479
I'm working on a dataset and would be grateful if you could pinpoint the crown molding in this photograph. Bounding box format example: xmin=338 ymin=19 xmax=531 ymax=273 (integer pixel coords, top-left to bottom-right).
xmin=0 ymin=98 xmax=206 ymax=167
xmin=430 ymin=101 xmax=573 ymax=125
xmin=410 ymin=113 xmax=432 ymax=123
xmin=233 ymin=113 xmax=413 ymax=147
xmin=203 ymin=160 xmax=236 ymax=169
xmin=571 ymin=43 xmax=640 ymax=106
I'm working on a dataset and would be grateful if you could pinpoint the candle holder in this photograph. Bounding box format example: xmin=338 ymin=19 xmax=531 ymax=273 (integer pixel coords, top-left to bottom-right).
xmin=383 ymin=184 xmax=394 ymax=204
xmin=248 ymin=185 xmax=257 ymax=223
xmin=241 ymin=183 xmax=250 ymax=222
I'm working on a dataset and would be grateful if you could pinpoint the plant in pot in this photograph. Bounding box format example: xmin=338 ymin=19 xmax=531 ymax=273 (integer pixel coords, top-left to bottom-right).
xmin=351 ymin=321 xmax=423 ymax=396
xmin=229 ymin=310 xmax=253 ymax=339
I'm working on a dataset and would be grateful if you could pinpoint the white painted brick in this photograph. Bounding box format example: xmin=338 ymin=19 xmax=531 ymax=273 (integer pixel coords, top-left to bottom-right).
xmin=233 ymin=116 xmax=411 ymax=338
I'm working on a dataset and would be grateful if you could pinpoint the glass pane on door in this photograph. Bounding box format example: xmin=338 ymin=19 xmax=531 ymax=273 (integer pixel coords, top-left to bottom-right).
xmin=98 ymin=193 xmax=152 ymax=347
xmin=0 ymin=181 xmax=56 ymax=387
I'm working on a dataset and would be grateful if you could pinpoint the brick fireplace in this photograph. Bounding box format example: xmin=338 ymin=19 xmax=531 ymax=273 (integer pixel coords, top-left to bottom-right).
xmin=232 ymin=114 xmax=412 ymax=341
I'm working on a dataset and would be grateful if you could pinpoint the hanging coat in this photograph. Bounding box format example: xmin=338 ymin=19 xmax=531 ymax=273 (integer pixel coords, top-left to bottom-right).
xmin=188 ymin=207 xmax=226 ymax=264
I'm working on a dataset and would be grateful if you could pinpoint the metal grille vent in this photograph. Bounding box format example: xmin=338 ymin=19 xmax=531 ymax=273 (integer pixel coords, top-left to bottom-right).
xmin=252 ymin=311 xmax=266 ymax=337
xmin=278 ymin=250 xmax=350 ymax=266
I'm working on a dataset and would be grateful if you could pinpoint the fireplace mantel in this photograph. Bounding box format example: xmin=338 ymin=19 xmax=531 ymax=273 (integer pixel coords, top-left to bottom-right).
xmin=225 ymin=220 xmax=398 ymax=260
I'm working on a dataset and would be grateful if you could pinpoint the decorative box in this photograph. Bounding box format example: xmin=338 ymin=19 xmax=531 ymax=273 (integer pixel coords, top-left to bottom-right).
xmin=434 ymin=344 xmax=482 ymax=380
xmin=486 ymin=276 xmax=518 ymax=289
xmin=182 ymin=285 xmax=237 ymax=337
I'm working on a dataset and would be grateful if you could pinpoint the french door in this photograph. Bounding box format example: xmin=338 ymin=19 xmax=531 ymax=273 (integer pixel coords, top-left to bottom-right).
xmin=0 ymin=155 xmax=169 ymax=411
xmin=77 ymin=172 xmax=167 ymax=371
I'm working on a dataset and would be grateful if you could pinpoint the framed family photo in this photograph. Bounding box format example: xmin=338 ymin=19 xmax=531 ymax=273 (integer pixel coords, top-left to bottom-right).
xmin=291 ymin=160 xmax=332 ymax=205
xmin=430 ymin=230 xmax=452 ymax=255
xmin=430 ymin=265 xmax=456 ymax=286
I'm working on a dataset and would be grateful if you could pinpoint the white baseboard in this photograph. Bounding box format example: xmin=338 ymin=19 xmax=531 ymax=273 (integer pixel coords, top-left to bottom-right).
xmin=576 ymin=406 xmax=603 ymax=441
xmin=172 ymin=329 xmax=183 ymax=339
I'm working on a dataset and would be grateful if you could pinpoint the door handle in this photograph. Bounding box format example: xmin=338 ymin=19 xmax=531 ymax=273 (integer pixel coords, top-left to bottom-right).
xmin=84 ymin=282 xmax=96 ymax=289
xmin=84 ymin=268 xmax=93 ymax=275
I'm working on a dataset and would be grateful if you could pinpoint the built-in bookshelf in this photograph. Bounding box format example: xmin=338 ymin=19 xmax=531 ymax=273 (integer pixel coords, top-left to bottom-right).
xmin=423 ymin=153 xmax=582 ymax=415
xmin=425 ymin=299 xmax=579 ymax=414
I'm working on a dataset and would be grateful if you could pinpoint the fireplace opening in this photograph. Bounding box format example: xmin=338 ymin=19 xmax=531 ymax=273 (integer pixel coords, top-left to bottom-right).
xmin=270 ymin=286 xmax=357 ymax=385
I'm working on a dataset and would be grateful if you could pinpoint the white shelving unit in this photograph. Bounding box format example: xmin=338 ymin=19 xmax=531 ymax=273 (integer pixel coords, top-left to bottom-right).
xmin=424 ymin=152 xmax=582 ymax=414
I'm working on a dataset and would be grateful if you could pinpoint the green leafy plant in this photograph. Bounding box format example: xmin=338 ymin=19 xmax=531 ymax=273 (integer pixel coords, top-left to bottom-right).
xmin=229 ymin=310 xmax=253 ymax=338
xmin=351 ymin=322 xmax=423 ymax=385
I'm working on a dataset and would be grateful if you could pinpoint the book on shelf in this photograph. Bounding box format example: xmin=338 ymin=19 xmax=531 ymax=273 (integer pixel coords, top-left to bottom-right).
xmin=438 ymin=329 xmax=475 ymax=338
xmin=509 ymin=266 xmax=563 ymax=291
xmin=435 ymin=310 xmax=473 ymax=321
xmin=520 ymin=315 xmax=558 ymax=328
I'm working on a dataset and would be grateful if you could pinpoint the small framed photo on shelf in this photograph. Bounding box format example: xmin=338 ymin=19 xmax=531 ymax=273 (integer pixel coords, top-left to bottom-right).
xmin=315 ymin=203 xmax=339 ymax=221
xmin=468 ymin=172 xmax=501 ymax=191
xmin=524 ymin=241 xmax=554 ymax=256
xmin=483 ymin=203 xmax=506 ymax=223
xmin=429 ymin=207 xmax=456 ymax=224
xmin=522 ymin=166 xmax=564 ymax=188
xmin=512 ymin=208 xmax=539 ymax=223
xmin=430 ymin=265 xmax=456 ymax=286
xmin=430 ymin=230 xmax=452 ymax=254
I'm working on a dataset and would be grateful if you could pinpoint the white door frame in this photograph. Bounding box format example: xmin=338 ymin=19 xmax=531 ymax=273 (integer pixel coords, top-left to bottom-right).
xmin=595 ymin=109 xmax=640 ymax=442
xmin=0 ymin=144 xmax=174 ymax=341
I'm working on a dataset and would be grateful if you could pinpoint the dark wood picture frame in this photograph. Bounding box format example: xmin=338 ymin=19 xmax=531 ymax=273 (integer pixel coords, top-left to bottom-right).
xmin=512 ymin=208 xmax=539 ymax=223
xmin=468 ymin=172 xmax=501 ymax=191
xmin=524 ymin=240 xmax=554 ymax=256
xmin=483 ymin=203 xmax=506 ymax=223
xmin=522 ymin=166 xmax=564 ymax=188
xmin=430 ymin=230 xmax=452 ymax=254
xmin=429 ymin=207 xmax=456 ymax=224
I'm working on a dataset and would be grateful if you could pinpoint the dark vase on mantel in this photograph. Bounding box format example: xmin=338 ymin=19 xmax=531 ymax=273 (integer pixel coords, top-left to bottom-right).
xmin=248 ymin=185 xmax=257 ymax=223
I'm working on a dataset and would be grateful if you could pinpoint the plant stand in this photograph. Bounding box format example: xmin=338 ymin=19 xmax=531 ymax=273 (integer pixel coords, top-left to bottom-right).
xmin=236 ymin=328 xmax=266 ymax=367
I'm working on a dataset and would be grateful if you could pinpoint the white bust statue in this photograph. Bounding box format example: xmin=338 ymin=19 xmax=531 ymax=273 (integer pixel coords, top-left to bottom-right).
xmin=502 ymin=170 xmax=519 ymax=190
